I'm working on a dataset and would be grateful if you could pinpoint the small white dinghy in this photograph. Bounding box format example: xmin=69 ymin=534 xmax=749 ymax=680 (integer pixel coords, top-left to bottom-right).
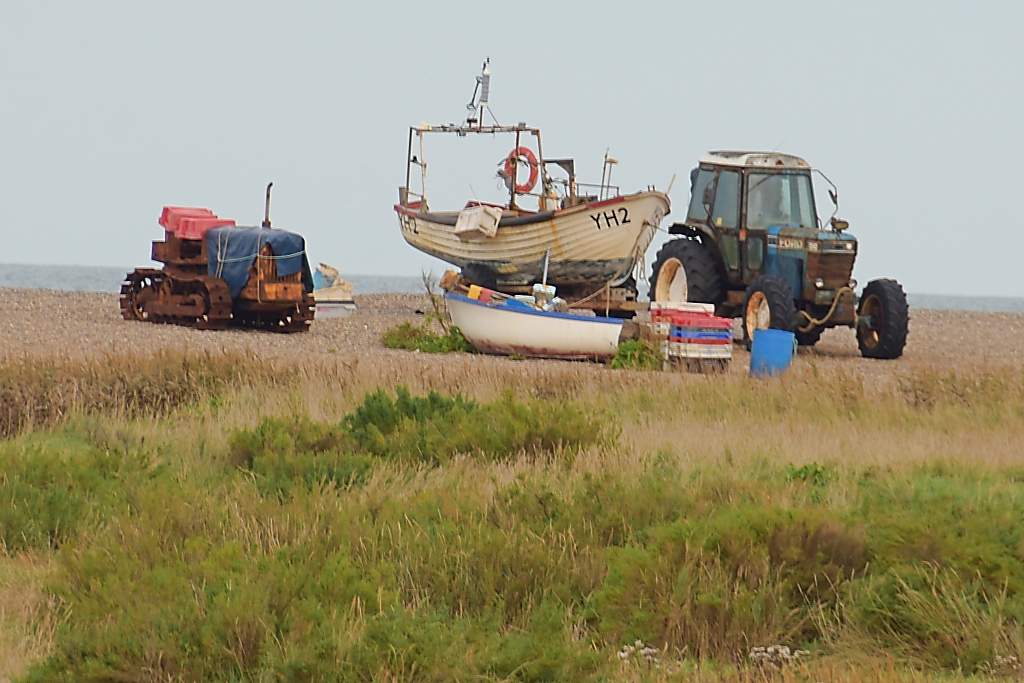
xmin=312 ymin=263 xmax=356 ymax=319
xmin=445 ymin=292 xmax=623 ymax=361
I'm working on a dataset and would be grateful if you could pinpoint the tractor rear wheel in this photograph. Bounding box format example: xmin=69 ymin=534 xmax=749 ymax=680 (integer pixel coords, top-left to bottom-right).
xmin=856 ymin=278 xmax=908 ymax=359
xmin=742 ymin=274 xmax=796 ymax=350
xmin=649 ymin=239 xmax=723 ymax=306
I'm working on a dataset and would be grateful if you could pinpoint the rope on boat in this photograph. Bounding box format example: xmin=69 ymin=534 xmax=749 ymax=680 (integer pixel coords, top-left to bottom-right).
xmin=567 ymin=217 xmax=655 ymax=309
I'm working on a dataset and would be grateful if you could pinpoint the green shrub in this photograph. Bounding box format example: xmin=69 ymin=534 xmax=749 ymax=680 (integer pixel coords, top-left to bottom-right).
xmin=383 ymin=321 xmax=476 ymax=353
xmin=0 ymin=432 xmax=144 ymax=551
xmin=345 ymin=387 xmax=610 ymax=464
xmin=229 ymin=416 xmax=373 ymax=496
xmin=610 ymin=339 xmax=661 ymax=370
xmin=231 ymin=388 xmax=612 ymax=487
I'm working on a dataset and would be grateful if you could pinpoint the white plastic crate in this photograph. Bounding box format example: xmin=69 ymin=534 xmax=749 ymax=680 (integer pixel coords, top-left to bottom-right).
xmin=667 ymin=341 xmax=733 ymax=360
xmin=650 ymin=301 xmax=716 ymax=314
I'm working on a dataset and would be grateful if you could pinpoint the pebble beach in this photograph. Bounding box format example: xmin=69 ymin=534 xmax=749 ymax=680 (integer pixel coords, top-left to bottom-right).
xmin=2 ymin=287 xmax=1021 ymax=385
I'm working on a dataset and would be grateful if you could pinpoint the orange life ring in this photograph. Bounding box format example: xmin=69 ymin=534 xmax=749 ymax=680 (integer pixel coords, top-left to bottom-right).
xmin=504 ymin=146 xmax=539 ymax=194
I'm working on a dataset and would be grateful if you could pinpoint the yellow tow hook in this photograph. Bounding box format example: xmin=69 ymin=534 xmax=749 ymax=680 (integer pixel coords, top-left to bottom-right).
xmin=796 ymin=286 xmax=855 ymax=333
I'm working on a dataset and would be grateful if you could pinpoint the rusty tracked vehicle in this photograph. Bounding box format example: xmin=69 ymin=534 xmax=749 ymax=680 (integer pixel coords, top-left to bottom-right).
xmin=120 ymin=185 xmax=315 ymax=333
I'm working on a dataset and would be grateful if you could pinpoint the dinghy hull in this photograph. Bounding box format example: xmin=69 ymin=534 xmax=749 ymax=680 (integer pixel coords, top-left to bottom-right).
xmin=446 ymin=292 xmax=623 ymax=361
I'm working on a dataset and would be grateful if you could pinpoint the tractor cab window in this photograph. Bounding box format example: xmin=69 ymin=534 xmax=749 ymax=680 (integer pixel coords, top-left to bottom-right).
xmin=686 ymin=168 xmax=715 ymax=222
xmin=746 ymin=172 xmax=816 ymax=230
xmin=711 ymin=170 xmax=740 ymax=229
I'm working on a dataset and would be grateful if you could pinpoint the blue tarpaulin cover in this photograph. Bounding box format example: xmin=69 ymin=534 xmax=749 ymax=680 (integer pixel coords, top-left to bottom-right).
xmin=205 ymin=226 xmax=313 ymax=298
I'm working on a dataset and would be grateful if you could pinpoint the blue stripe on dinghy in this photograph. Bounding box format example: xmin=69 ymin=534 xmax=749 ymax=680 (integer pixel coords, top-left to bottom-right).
xmin=445 ymin=292 xmax=623 ymax=325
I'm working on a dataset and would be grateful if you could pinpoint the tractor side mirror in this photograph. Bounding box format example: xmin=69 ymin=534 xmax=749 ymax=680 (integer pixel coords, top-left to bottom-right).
xmin=831 ymin=217 xmax=849 ymax=232
xmin=703 ymin=182 xmax=715 ymax=206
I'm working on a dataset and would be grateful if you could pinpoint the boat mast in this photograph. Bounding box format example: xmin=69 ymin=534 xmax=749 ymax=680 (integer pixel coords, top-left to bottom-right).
xmin=466 ymin=58 xmax=495 ymax=129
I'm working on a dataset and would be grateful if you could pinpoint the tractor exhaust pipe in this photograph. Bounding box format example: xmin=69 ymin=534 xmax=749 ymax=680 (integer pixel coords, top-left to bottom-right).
xmin=262 ymin=182 xmax=273 ymax=228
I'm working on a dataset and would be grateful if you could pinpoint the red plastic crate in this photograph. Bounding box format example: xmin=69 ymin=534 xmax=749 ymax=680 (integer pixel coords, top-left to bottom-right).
xmin=177 ymin=217 xmax=236 ymax=240
xmin=159 ymin=206 xmax=215 ymax=232
xmin=663 ymin=312 xmax=733 ymax=329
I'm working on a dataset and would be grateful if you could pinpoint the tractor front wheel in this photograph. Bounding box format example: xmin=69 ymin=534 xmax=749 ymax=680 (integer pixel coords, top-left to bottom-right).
xmin=856 ymin=278 xmax=909 ymax=359
xmin=742 ymin=274 xmax=796 ymax=350
xmin=795 ymin=325 xmax=824 ymax=346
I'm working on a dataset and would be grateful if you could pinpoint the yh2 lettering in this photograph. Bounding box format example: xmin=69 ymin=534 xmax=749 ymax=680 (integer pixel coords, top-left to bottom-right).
xmin=588 ymin=207 xmax=631 ymax=229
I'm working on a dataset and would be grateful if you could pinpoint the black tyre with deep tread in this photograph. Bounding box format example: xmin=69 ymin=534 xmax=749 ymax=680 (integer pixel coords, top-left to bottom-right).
xmin=856 ymin=278 xmax=909 ymax=359
xmin=742 ymin=274 xmax=797 ymax=349
xmin=795 ymin=326 xmax=823 ymax=346
xmin=649 ymin=238 xmax=724 ymax=307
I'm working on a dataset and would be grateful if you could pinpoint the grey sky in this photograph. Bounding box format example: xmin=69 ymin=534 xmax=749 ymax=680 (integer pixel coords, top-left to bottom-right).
xmin=1 ymin=1 xmax=1021 ymax=296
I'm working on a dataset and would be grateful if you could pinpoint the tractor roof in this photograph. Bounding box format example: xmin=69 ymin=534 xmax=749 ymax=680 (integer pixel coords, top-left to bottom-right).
xmin=699 ymin=151 xmax=810 ymax=169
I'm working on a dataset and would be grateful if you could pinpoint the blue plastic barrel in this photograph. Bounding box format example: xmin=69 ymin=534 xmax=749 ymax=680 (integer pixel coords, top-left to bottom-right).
xmin=750 ymin=329 xmax=796 ymax=377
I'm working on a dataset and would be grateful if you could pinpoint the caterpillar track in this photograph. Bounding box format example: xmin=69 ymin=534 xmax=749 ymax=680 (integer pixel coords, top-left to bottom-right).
xmin=120 ymin=269 xmax=233 ymax=330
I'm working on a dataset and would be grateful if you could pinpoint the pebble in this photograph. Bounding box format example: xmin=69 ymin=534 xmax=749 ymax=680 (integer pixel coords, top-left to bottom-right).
xmin=1 ymin=288 xmax=1021 ymax=388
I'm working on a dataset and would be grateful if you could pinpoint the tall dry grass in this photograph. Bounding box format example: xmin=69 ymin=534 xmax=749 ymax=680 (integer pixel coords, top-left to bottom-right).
xmin=0 ymin=350 xmax=1022 ymax=681
xmin=0 ymin=350 xmax=291 ymax=439
xmin=0 ymin=554 xmax=58 ymax=683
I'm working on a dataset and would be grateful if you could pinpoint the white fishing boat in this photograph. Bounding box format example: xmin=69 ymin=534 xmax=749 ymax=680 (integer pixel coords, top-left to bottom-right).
xmin=445 ymin=292 xmax=623 ymax=361
xmin=396 ymin=61 xmax=671 ymax=317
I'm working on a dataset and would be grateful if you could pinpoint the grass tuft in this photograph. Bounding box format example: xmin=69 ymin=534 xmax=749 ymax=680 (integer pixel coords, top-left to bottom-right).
xmin=610 ymin=339 xmax=661 ymax=371
xmin=383 ymin=321 xmax=476 ymax=354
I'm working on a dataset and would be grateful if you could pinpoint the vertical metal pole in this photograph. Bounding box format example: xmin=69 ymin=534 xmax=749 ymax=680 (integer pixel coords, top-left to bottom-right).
xmin=405 ymin=128 xmax=413 ymax=199
xmin=599 ymin=151 xmax=609 ymax=200
xmin=418 ymin=130 xmax=427 ymax=209
xmin=512 ymin=130 xmax=521 ymax=208
xmin=534 ymin=130 xmax=545 ymax=199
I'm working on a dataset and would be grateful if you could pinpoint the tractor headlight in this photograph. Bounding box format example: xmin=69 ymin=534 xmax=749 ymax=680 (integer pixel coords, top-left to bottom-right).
xmin=848 ymin=278 xmax=858 ymax=289
xmin=815 ymin=278 xmax=825 ymax=288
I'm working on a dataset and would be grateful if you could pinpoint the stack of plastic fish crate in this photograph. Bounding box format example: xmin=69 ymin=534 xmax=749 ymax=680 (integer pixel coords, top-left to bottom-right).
xmin=649 ymin=302 xmax=734 ymax=373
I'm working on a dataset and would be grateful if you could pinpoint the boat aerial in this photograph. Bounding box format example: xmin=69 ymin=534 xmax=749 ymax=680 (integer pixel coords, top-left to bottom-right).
xmin=395 ymin=60 xmax=671 ymax=317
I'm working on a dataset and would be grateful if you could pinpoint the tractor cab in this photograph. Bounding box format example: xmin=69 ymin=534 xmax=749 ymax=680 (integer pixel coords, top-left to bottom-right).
xmin=650 ymin=151 xmax=908 ymax=359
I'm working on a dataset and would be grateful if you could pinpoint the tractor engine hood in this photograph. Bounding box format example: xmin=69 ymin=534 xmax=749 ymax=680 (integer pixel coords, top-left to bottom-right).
xmin=764 ymin=225 xmax=858 ymax=305
xmin=764 ymin=225 xmax=858 ymax=254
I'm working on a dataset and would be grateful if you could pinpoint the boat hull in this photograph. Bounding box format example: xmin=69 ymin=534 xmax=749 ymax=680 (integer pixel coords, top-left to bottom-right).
xmin=397 ymin=192 xmax=669 ymax=289
xmin=446 ymin=293 xmax=623 ymax=361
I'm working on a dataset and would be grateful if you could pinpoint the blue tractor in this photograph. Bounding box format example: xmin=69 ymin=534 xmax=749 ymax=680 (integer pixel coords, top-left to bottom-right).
xmin=649 ymin=152 xmax=908 ymax=359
